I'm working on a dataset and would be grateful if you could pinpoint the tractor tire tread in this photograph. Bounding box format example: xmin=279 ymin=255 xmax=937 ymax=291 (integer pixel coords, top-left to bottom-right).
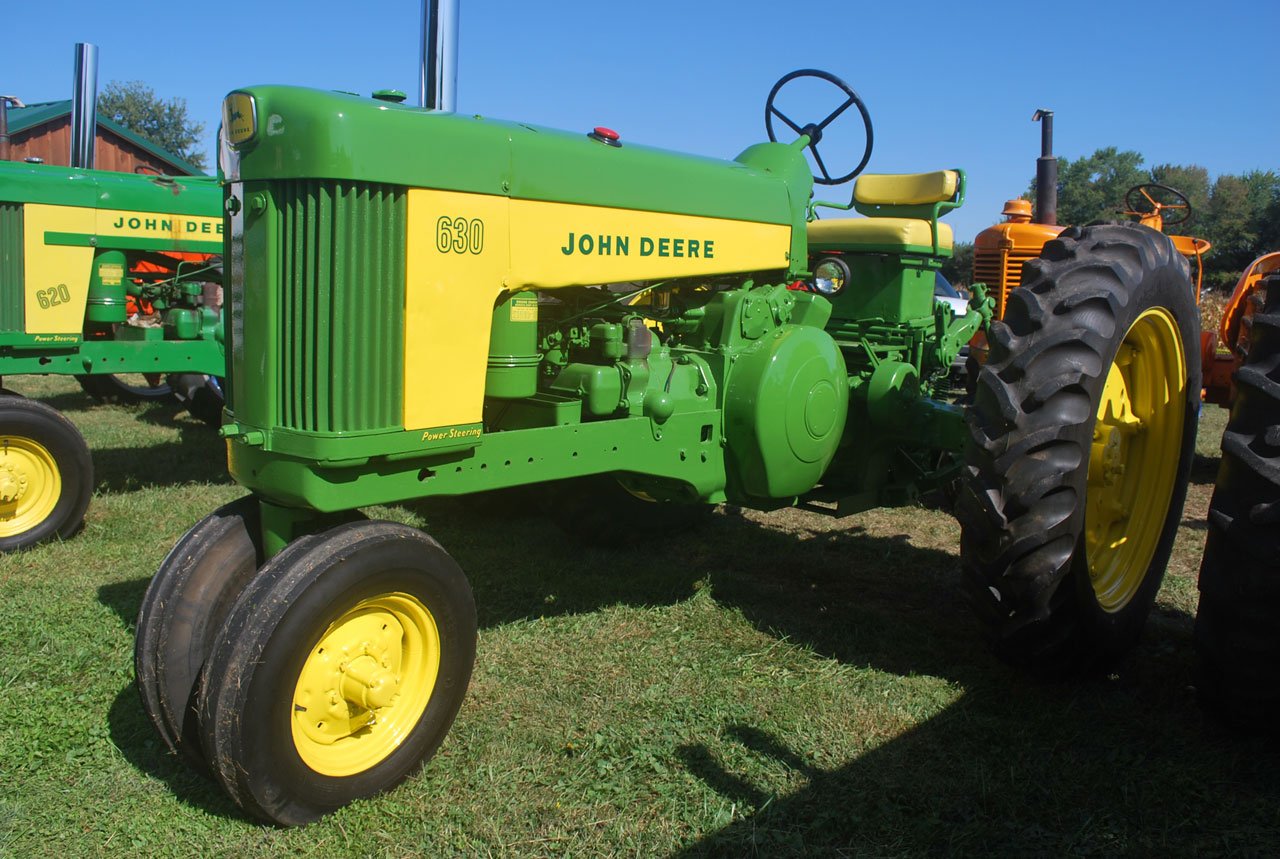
xmin=957 ymin=223 xmax=1199 ymax=675
xmin=1195 ymin=274 xmax=1280 ymax=729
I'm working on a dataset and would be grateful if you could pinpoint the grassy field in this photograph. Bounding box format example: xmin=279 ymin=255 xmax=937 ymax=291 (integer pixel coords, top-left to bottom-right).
xmin=1 ymin=374 xmax=1277 ymax=858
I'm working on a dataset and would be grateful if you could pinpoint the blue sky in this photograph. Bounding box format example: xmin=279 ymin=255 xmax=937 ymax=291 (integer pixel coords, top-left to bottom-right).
xmin=6 ymin=0 xmax=1278 ymax=242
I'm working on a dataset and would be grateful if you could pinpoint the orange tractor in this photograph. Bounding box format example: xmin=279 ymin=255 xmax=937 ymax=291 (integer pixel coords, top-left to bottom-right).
xmin=972 ymin=110 xmax=1278 ymax=405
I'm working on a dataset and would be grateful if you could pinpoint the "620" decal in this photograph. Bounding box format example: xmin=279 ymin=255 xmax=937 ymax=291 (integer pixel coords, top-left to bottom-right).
xmin=36 ymin=284 xmax=72 ymax=309
xmin=436 ymin=216 xmax=484 ymax=255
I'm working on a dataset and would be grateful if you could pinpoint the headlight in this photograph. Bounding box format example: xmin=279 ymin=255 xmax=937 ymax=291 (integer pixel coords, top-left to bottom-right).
xmin=217 ymin=125 xmax=240 ymax=181
xmin=812 ymin=257 xmax=850 ymax=296
xmin=222 ymin=92 xmax=257 ymax=148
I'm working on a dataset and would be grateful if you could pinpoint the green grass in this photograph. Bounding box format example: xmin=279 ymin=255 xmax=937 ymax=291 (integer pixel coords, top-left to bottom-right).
xmin=1 ymin=377 xmax=1277 ymax=857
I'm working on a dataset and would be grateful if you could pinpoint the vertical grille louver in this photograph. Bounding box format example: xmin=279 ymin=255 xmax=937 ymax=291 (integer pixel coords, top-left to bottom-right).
xmin=274 ymin=180 xmax=406 ymax=433
xmin=973 ymin=248 xmax=1038 ymax=319
xmin=0 ymin=203 xmax=24 ymax=333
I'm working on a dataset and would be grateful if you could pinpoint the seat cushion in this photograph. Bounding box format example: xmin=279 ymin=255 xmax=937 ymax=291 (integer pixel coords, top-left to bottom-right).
xmin=854 ymin=171 xmax=959 ymax=206
xmin=807 ymin=217 xmax=954 ymax=255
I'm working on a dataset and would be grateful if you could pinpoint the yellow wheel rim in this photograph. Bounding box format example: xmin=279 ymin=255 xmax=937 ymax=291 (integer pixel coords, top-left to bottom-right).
xmin=1086 ymin=308 xmax=1187 ymax=612
xmin=291 ymin=592 xmax=441 ymax=776
xmin=0 ymin=436 xmax=62 ymax=538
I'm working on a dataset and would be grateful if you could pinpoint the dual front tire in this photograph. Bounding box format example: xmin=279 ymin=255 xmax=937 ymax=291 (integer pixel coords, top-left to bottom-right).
xmin=135 ymin=512 xmax=477 ymax=825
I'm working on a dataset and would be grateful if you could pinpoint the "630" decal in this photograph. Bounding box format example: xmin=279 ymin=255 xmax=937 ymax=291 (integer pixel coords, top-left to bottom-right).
xmin=436 ymin=216 xmax=484 ymax=255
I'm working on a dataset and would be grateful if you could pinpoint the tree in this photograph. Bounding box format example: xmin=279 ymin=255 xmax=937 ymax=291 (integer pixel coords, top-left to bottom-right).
xmin=1024 ymin=149 xmax=1279 ymax=291
xmin=939 ymin=242 xmax=974 ymax=288
xmin=1149 ymin=163 xmax=1211 ymax=236
xmin=1204 ymin=170 xmax=1280 ymax=289
xmin=1025 ymin=147 xmax=1148 ymax=227
xmin=97 ymin=80 xmax=207 ymax=171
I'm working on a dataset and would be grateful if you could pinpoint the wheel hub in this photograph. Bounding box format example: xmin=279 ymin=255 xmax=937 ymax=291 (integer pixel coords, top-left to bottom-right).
xmin=340 ymin=648 xmax=401 ymax=710
xmin=1085 ymin=308 xmax=1186 ymax=612
xmin=0 ymin=437 xmax=61 ymax=537
xmin=291 ymin=593 xmax=441 ymax=776
xmin=0 ymin=463 xmax=26 ymax=503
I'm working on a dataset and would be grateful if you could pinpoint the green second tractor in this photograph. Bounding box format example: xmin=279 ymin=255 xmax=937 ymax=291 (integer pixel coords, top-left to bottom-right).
xmin=134 ymin=70 xmax=1201 ymax=824
xmin=0 ymin=159 xmax=225 ymax=549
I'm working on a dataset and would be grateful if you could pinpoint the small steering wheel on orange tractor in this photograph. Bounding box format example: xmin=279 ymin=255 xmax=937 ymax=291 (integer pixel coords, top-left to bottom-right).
xmin=1123 ymin=183 xmax=1192 ymax=226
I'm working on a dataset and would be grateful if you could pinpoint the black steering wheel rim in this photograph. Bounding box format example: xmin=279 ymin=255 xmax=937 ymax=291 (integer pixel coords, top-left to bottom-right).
xmin=1124 ymin=182 xmax=1192 ymax=226
xmin=765 ymin=69 xmax=873 ymax=186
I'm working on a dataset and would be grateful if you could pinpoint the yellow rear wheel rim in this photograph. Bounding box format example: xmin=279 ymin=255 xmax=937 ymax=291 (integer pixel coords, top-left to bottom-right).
xmin=291 ymin=592 xmax=441 ymax=776
xmin=0 ymin=436 xmax=62 ymax=538
xmin=1086 ymin=308 xmax=1187 ymax=612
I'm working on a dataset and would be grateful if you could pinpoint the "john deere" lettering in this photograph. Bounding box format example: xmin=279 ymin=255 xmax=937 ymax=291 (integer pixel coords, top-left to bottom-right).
xmin=110 ymin=216 xmax=224 ymax=234
xmin=560 ymin=232 xmax=714 ymax=259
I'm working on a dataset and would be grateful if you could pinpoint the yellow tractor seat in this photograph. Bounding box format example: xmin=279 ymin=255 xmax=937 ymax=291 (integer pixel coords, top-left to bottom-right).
xmin=854 ymin=170 xmax=958 ymax=207
xmin=807 ymin=217 xmax=954 ymax=255
xmin=807 ymin=169 xmax=964 ymax=257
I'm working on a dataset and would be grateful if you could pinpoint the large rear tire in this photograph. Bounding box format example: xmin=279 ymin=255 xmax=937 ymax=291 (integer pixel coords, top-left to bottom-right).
xmin=198 ymin=521 xmax=477 ymax=825
xmin=957 ymin=223 xmax=1200 ymax=674
xmin=1194 ymin=274 xmax=1280 ymax=728
xmin=134 ymin=496 xmax=263 ymax=768
xmin=0 ymin=396 xmax=93 ymax=551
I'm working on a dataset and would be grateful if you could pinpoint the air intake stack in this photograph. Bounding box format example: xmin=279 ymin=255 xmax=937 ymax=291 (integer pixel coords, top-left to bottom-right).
xmin=70 ymin=42 xmax=99 ymax=169
xmin=1032 ymin=109 xmax=1056 ymax=225
xmin=420 ymin=0 xmax=459 ymax=111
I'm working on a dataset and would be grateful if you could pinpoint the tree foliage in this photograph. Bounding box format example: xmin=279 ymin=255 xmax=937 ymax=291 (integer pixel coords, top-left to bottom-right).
xmin=1034 ymin=147 xmax=1149 ymax=227
xmin=939 ymin=242 xmax=975 ymax=288
xmin=97 ymin=80 xmax=207 ymax=171
xmin=1027 ymin=148 xmax=1280 ymax=290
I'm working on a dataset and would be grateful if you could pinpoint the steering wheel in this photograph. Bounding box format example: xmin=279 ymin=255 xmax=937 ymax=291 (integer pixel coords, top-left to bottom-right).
xmin=765 ymin=69 xmax=873 ymax=186
xmin=1124 ymin=183 xmax=1191 ymax=226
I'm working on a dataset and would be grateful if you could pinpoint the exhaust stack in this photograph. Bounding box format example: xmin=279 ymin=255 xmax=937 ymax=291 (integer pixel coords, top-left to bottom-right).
xmin=70 ymin=43 xmax=99 ymax=169
xmin=1032 ymin=109 xmax=1056 ymax=226
xmin=420 ymin=0 xmax=459 ymax=111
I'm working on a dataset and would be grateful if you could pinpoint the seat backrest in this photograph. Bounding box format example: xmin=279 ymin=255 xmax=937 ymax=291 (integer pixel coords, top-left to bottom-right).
xmin=852 ymin=170 xmax=965 ymax=221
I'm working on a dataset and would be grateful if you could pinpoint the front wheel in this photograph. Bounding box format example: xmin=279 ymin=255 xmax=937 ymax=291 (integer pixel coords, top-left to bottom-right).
xmin=134 ymin=496 xmax=263 ymax=768
xmin=957 ymin=223 xmax=1200 ymax=674
xmin=198 ymin=521 xmax=477 ymax=825
xmin=0 ymin=396 xmax=93 ymax=551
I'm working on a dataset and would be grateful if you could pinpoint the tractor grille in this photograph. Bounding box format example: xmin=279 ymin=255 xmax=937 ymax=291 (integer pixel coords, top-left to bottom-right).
xmin=973 ymin=247 xmax=1037 ymax=319
xmin=0 ymin=203 xmax=24 ymax=333
xmin=272 ymin=180 xmax=406 ymax=433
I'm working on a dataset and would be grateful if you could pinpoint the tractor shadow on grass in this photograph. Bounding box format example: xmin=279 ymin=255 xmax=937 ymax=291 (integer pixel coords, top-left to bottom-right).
xmin=411 ymin=497 xmax=1280 ymax=855
xmin=408 ymin=496 xmax=985 ymax=681
xmin=88 ymin=423 xmax=231 ymax=494
xmin=99 ymin=488 xmax=1240 ymax=833
xmin=672 ymin=700 xmax=1280 ymax=856
xmin=640 ymin=514 xmax=1279 ymax=855
xmin=97 ymin=577 xmax=246 ymax=822
xmin=104 ymin=683 xmax=252 ymax=823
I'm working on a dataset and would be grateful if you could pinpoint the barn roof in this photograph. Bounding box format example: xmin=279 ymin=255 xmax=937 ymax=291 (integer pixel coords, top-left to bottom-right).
xmin=6 ymin=99 xmax=206 ymax=176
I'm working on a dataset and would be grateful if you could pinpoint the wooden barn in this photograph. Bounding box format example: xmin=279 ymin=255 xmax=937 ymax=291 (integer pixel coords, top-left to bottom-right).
xmin=1 ymin=99 xmax=205 ymax=176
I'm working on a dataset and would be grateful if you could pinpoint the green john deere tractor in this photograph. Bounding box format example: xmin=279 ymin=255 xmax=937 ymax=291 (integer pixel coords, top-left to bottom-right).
xmin=0 ymin=160 xmax=225 ymax=550
xmin=134 ymin=69 xmax=1201 ymax=824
